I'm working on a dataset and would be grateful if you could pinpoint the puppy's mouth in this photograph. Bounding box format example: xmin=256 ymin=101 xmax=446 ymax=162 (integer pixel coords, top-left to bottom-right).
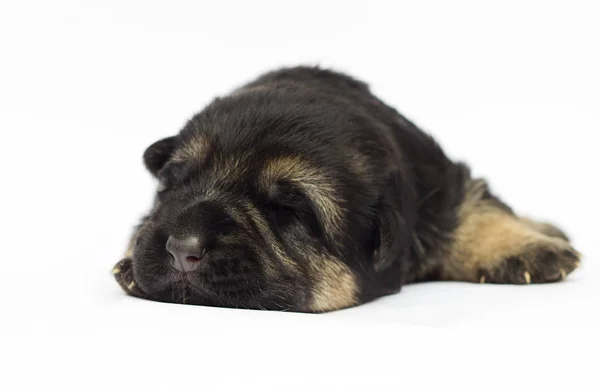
xmin=168 ymin=270 xmax=263 ymax=306
xmin=170 ymin=275 xmax=193 ymax=304
xmin=166 ymin=271 xmax=296 ymax=310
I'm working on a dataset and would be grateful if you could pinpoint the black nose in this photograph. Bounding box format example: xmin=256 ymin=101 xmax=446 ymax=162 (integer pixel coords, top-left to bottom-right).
xmin=166 ymin=235 xmax=205 ymax=273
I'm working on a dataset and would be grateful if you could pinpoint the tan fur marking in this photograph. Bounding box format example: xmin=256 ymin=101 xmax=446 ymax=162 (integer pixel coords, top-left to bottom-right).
xmin=242 ymin=201 xmax=300 ymax=277
xmin=262 ymin=156 xmax=345 ymax=237
xmin=222 ymin=203 xmax=274 ymax=277
xmin=194 ymin=156 xmax=248 ymax=199
xmin=442 ymin=179 xmax=579 ymax=282
xmin=212 ymin=156 xmax=246 ymax=182
xmin=445 ymin=208 xmax=550 ymax=281
xmin=172 ymin=134 xmax=211 ymax=163
xmin=444 ymin=180 xmax=538 ymax=280
xmin=307 ymin=254 xmax=358 ymax=312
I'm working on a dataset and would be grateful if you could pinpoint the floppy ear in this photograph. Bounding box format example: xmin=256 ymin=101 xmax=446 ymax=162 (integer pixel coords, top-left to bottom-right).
xmin=372 ymin=180 xmax=411 ymax=272
xmin=143 ymin=136 xmax=178 ymax=177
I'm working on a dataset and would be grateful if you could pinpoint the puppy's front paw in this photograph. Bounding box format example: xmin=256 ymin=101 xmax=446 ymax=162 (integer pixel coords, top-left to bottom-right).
xmin=112 ymin=258 xmax=146 ymax=298
xmin=480 ymin=239 xmax=581 ymax=284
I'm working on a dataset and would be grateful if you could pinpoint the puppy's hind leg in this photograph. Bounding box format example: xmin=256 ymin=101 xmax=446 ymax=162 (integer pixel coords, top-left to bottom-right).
xmin=441 ymin=179 xmax=581 ymax=284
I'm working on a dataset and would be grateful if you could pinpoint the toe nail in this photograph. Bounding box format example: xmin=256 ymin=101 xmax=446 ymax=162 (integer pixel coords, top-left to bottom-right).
xmin=127 ymin=281 xmax=136 ymax=290
xmin=524 ymin=271 xmax=531 ymax=284
xmin=480 ymin=275 xmax=486 ymax=284
xmin=112 ymin=268 xmax=121 ymax=275
xmin=560 ymin=269 xmax=567 ymax=279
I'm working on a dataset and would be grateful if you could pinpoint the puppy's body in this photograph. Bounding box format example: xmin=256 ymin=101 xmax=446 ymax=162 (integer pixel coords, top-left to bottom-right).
xmin=113 ymin=67 xmax=580 ymax=312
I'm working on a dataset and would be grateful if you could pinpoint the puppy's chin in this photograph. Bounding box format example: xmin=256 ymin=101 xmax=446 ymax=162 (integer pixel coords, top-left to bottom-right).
xmin=148 ymin=275 xmax=294 ymax=311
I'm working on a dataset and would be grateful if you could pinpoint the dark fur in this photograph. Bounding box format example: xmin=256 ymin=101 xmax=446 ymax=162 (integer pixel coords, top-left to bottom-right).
xmin=113 ymin=66 xmax=580 ymax=312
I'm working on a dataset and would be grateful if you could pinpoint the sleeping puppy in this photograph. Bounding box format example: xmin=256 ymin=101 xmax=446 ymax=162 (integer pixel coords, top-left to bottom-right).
xmin=113 ymin=66 xmax=580 ymax=312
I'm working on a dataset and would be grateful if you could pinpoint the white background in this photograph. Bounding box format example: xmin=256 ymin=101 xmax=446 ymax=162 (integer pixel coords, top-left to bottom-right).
xmin=1 ymin=1 xmax=599 ymax=390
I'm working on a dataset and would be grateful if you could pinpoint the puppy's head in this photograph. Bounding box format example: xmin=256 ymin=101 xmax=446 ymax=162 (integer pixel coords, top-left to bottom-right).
xmin=128 ymin=111 xmax=407 ymax=312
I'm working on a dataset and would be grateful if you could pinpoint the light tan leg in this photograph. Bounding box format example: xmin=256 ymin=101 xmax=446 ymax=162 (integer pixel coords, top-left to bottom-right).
xmin=441 ymin=179 xmax=580 ymax=284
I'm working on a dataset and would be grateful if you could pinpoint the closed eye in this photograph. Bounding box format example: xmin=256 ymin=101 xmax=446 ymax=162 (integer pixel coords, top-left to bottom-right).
xmin=265 ymin=182 xmax=323 ymax=238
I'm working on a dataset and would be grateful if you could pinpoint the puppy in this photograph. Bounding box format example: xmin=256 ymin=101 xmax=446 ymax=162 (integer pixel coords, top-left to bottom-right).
xmin=113 ymin=66 xmax=580 ymax=312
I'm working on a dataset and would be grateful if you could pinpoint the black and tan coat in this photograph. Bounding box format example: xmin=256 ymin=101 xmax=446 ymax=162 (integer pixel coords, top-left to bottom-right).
xmin=113 ymin=67 xmax=580 ymax=312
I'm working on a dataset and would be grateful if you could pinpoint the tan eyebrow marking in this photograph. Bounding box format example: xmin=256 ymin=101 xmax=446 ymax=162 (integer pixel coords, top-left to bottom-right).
xmin=171 ymin=134 xmax=211 ymax=163
xmin=241 ymin=201 xmax=301 ymax=277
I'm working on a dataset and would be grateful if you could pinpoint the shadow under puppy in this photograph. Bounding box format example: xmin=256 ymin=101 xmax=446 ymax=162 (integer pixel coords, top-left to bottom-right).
xmin=113 ymin=66 xmax=580 ymax=312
